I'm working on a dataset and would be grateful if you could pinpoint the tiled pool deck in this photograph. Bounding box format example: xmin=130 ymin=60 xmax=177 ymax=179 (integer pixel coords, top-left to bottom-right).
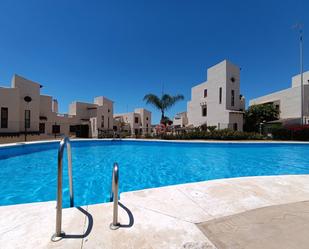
xmin=1 ymin=175 xmax=309 ymax=249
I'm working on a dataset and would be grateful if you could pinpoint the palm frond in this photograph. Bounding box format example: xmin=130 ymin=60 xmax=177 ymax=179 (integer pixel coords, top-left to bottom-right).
xmin=143 ymin=94 xmax=162 ymax=110
xmin=162 ymin=94 xmax=184 ymax=111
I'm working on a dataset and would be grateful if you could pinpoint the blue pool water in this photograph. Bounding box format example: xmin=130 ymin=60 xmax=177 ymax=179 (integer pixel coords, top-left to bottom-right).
xmin=1 ymin=140 xmax=309 ymax=207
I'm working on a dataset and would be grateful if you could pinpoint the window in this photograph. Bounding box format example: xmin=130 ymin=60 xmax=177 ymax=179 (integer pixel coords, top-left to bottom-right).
xmin=146 ymin=117 xmax=148 ymax=121
xmin=275 ymin=104 xmax=280 ymax=111
xmin=108 ymin=117 xmax=110 ymax=129
xmin=231 ymin=90 xmax=235 ymax=106
xmin=101 ymin=116 xmax=104 ymax=128
xmin=219 ymin=87 xmax=222 ymax=104
xmin=39 ymin=123 xmax=45 ymax=134
xmin=52 ymin=125 xmax=60 ymax=134
xmin=204 ymin=89 xmax=208 ymax=98
xmin=1 ymin=107 xmax=8 ymax=128
xmin=70 ymin=125 xmax=76 ymax=133
xmin=135 ymin=117 xmax=139 ymax=123
xmin=25 ymin=110 xmax=30 ymax=129
xmin=202 ymin=106 xmax=207 ymax=117
xmin=233 ymin=123 xmax=238 ymax=131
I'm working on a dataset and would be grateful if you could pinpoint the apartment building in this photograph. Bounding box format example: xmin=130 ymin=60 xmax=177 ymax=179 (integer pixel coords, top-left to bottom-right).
xmin=173 ymin=112 xmax=188 ymax=128
xmin=0 ymin=74 xmax=114 ymax=139
xmin=69 ymin=97 xmax=113 ymax=137
xmin=250 ymin=71 xmax=309 ymax=125
xmin=186 ymin=60 xmax=245 ymax=131
xmin=113 ymin=108 xmax=151 ymax=135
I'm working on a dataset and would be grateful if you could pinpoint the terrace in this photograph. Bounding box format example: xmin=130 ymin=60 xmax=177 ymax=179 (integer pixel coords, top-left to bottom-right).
xmin=1 ymin=174 xmax=309 ymax=248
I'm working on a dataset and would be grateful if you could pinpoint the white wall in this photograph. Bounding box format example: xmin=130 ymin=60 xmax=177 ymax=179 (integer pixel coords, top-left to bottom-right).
xmin=135 ymin=108 xmax=152 ymax=134
xmin=173 ymin=112 xmax=188 ymax=127
xmin=250 ymin=70 xmax=309 ymax=124
xmin=1 ymin=74 xmax=114 ymax=140
xmin=114 ymin=108 xmax=152 ymax=135
xmin=291 ymin=71 xmax=309 ymax=88
xmin=0 ymin=87 xmax=20 ymax=132
xmin=187 ymin=60 xmax=244 ymax=131
xmin=250 ymin=85 xmax=309 ymax=120
xmin=12 ymin=75 xmax=41 ymax=132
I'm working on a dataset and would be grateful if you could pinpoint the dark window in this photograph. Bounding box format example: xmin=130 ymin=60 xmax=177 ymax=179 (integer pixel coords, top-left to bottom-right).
xmin=231 ymin=90 xmax=235 ymax=106
xmin=233 ymin=123 xmax=238 ymax=131
xmin=204 ymin=89 xmax=207 ymax=98
xmin=219 ymin=87 xmax=222 ymax=104
xmin=39 ymin=123 xmax=45 ymax=133
xmin=202 ymin=106 xmax=207 ymax=117
xmin=135 ymin=117 xmax=139 ymax=123
xmin=275 ymin=104 xmax=280 ymax=111
xmin=25 ymin=110 xmax=30 ymax=129
xmin=146 ymin=117 xmax=149 ymax=121
xmin=1 ymin=107 xmax=8 ymax=128
xmin=108 ymin=117 xmax=110 ymax=129
xmin=52 ymin=125 xmax=60 ymax=134
xmin=70 ymin=125 xmax=76 ymax=132
xmin=101 ymin=116 xmax=104 ymax=128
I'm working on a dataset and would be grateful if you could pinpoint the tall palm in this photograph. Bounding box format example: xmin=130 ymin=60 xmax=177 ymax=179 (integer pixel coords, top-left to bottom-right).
xmin=143 ymin=93 xmax=184 ymax=123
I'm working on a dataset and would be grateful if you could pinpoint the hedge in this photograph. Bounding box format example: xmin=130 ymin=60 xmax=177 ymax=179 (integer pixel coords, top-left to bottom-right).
xmin=272 ymin=127 xmax=309 ymax=141
xmin=158 ymin=129 xmax=267 ymax=140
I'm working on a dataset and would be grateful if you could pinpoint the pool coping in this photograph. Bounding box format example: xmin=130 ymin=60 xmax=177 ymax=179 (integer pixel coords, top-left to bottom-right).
xmin=1 ymin=174 xmax=309 ymax=249
xmin=1 ymin=137 xmax=309 ymax=149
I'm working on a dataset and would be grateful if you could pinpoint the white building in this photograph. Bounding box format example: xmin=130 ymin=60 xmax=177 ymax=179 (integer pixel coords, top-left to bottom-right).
xmin=0 ymin=74 xmax=114 ymax=140
xmin=69 ymin=97 xmax=114 ymax=138
xmin=113 ymin=108 xmax=152 ymax=136
xmin=186 ymin=60 xmax=245 ymax=131
xmin=249 ymin=71 xmax=309 ymax=125
xmin=173 ymin=112 xmax=188 ymax=128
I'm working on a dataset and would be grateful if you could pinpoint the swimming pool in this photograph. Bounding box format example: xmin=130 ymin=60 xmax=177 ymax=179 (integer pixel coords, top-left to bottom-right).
xmin=1 ymin=140 xmax=309 ymax=207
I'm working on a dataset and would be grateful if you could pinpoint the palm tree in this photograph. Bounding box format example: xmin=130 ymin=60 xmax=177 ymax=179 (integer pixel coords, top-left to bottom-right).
xmin=143 ymin=93 xmax=184 ymax=123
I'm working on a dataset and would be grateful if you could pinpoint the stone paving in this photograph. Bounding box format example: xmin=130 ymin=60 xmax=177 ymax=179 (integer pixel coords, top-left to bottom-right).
xmin=1 ymin=175 xmax=309 ymax=249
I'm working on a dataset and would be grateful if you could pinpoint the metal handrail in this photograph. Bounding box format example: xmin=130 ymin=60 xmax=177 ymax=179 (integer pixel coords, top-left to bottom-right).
xmin=110 ymin=163 xmax=120 ymax=230
xmin=51 ymin=137 xmax=74 ymax=242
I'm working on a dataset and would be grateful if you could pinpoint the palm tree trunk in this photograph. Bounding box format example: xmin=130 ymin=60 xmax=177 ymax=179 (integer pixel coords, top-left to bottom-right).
xmin=161 ymin=110 xmax=164 ymax=123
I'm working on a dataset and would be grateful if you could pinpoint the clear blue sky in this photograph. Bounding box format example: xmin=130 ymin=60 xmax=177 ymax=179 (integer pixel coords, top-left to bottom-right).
xmin=0 ymin=0 xmax=308 ymax=123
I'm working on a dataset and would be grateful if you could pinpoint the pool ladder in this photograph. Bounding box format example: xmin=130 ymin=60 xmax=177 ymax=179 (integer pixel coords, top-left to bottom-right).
xmin=51 ymin=137 xmax=74 ymax=242
xmin=51 ymin=137 xmax=120 ymax=242
xmin=110 ymin=163 xmax=120 ymax=230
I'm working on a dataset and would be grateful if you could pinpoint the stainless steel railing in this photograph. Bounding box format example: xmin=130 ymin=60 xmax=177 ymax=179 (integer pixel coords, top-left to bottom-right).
xmin=51 ymin=137 xmax=74 ymax=242
xmin=110 ymin=163 xmax=120 ymax=230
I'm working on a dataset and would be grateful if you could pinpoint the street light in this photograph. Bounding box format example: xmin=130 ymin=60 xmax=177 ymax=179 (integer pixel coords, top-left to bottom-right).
xmin=24 ymin=96 xmax=32 ymax=141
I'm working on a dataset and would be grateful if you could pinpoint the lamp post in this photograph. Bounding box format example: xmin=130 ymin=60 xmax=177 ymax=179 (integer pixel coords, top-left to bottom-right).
xmin=24 ymin=96 xmax=32 ymax=141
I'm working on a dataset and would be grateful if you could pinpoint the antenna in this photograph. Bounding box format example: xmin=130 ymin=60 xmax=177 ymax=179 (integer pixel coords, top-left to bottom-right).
xmin=161 ymin=82 xmax=164 ymax=96
xmin=292 ymin=23 xmax=304 ymax=125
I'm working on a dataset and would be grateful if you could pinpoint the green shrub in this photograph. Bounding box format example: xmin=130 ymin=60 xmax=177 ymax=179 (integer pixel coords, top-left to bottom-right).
xmin=271 ymin=127 xmax=292 ymax=140
xmin=271 ymin=126 xmax=309 ymax=141
xmin=158 ymin=129 xmax=266 ymax=140
xmin=199 ymin=123 xmax=208 ymax=131
xmin=207 ymin=126 xmax=217 ymax=132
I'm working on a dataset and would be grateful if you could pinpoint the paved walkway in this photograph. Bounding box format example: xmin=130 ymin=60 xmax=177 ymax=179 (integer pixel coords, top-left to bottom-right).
xmin=199 ymin=201 xmax=309 ymax=249
xmin=1 ymin=175 xmax=309 ymax=249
